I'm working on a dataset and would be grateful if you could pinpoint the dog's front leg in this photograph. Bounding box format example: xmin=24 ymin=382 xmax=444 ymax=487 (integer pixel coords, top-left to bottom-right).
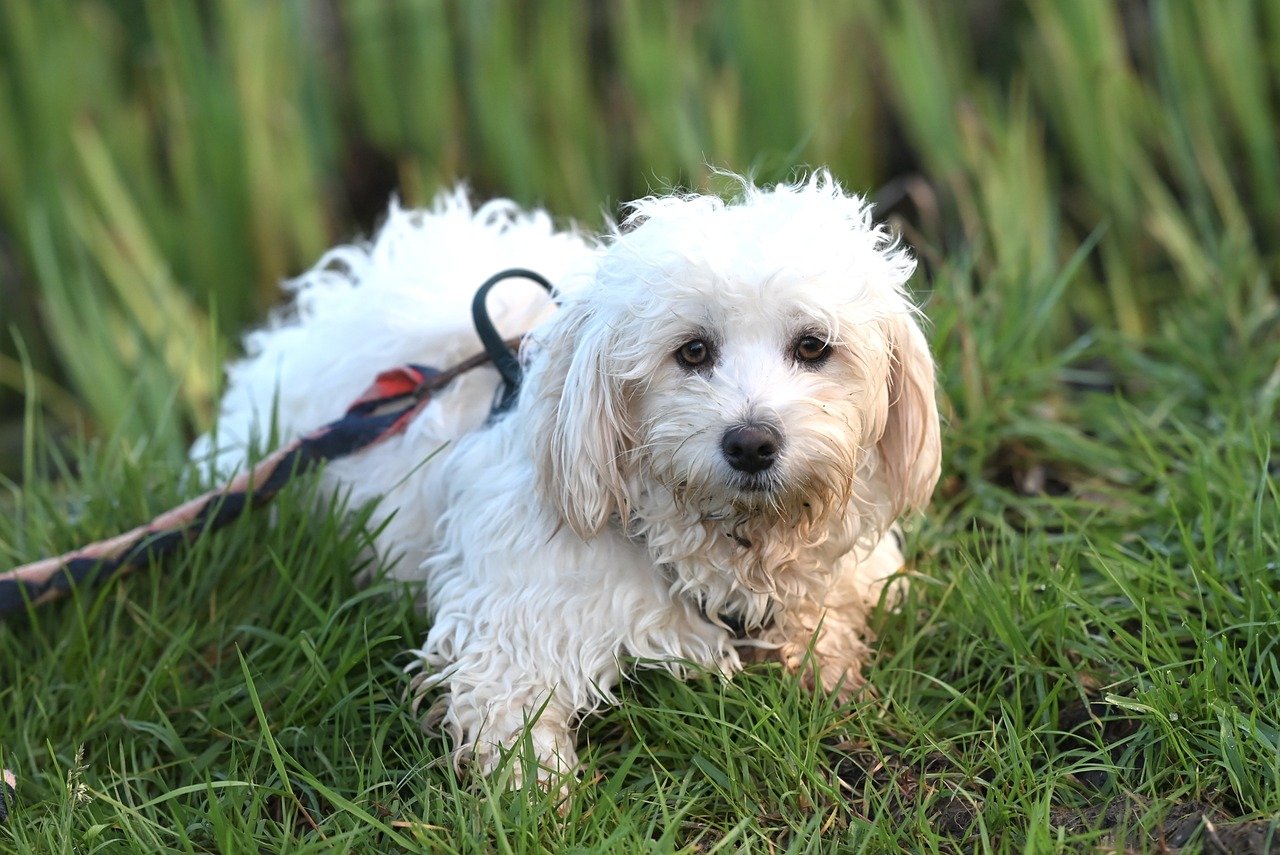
xmin=430 ymin=638 xmax=583 ymax=790
xmin=765 ymin=530 xmax=906 ymax=696
xmin=409 ymin=533 xmax=739 ymax=790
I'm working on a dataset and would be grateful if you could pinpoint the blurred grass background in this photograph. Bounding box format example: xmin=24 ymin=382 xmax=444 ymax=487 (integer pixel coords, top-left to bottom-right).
xmin=2 ymin=0 xmax=1278 ymax=476
xmin=3 ymin=2 xmax=1280 ymax=850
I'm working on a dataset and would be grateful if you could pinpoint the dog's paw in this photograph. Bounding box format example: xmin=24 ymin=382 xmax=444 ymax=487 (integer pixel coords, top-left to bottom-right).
xmin=776 ymin=634 xmax=871 ymax=701
xmin=462 ymin=727 xmax=581 ymax=806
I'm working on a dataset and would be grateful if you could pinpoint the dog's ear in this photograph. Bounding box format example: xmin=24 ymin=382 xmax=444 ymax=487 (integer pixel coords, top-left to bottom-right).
xmin=877 ymin=314 xmax=942 ymax=515
xmin=526 ymin=303 xmax=632 ymax=539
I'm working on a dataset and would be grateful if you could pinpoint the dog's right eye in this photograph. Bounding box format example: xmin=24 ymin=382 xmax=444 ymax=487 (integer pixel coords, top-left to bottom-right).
xmin=676 ymin=339 xmax=711 ymax=369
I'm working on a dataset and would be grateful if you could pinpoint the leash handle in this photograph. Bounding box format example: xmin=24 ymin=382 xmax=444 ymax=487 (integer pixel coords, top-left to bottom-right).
xmin=471 ymin=268 xmax=555 ymax=415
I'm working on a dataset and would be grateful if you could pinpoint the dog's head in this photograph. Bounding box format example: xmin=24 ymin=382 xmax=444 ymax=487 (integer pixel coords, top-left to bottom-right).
xmin=526 ymin=173 xmax=940 ymax=540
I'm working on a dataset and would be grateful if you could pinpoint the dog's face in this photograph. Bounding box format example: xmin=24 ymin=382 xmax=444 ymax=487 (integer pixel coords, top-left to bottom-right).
xmin=528 ymin=174 xmax=941 ymax=539
xmin=632 ymin=278 xmax=899 ymax=523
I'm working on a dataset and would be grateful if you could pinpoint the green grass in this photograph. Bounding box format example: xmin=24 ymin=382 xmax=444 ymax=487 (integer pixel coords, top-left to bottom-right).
xmin=2 ymin=277 xmax=1276 ymax=852
xmin=2 ymin=0 xmax=1280 ymax=851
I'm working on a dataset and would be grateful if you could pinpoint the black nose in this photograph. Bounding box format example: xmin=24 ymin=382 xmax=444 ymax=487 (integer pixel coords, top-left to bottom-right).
xmin=721 ymin=424 xmax=782 ymax=474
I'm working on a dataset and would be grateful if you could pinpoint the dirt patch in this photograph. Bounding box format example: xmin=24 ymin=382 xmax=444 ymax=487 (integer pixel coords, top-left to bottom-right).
xmin=831 ymin=747 xmax=1276 ymax=852
xmin=829 ymin=694 xmax=1278 ymax=853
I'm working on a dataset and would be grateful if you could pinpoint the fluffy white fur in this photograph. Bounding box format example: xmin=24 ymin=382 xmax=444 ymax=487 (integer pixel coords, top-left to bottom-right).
xmin=193 ymin=173 xmax=942 ymax=786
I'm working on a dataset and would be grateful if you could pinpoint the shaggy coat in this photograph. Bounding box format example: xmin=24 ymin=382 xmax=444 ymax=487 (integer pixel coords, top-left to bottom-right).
xmin=194 ymin=173 xmax=942 ymax=785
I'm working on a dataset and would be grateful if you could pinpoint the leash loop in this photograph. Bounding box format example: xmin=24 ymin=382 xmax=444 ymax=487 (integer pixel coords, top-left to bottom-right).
xmin=471 ymin=268 xmax=555 ymax=415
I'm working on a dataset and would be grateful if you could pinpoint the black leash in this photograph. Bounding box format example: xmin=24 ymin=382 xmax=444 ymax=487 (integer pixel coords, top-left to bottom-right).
xmin=471 ymin=268 xmax=555 ymax=415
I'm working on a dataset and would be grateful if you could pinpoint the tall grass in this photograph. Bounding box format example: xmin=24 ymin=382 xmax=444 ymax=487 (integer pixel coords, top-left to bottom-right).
xmin=2 ymin=0 xmax=1278 ymax=465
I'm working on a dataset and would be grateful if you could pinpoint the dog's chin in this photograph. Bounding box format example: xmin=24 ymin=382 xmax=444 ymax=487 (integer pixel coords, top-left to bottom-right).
xmin=721 ymin=473 xmax=793 ymax=514
xmin=664 ymin=464 xmax=840 ymax=523
xmin=709 ymin=465 xmax=853 ymax=525
xmin=730 ymin=473 xmax=777 ymax=495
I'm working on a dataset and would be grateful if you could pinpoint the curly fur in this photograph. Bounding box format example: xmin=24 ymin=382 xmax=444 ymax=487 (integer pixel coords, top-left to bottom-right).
xmin=193 ymin=172 xmax=942 ymax=786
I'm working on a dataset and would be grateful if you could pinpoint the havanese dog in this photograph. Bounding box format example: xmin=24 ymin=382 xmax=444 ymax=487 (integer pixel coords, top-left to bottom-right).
xmin=192 ymin=171 xmax=941 ymax=787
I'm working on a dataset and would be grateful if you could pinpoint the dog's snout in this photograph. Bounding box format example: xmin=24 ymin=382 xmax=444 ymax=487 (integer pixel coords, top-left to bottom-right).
xmin=721 ymin=424 xmax=782 ymax=474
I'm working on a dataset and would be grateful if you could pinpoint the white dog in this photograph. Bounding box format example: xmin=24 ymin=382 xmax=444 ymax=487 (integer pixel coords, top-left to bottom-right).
xmin=193 ymin=172 xmax=941 ymax=786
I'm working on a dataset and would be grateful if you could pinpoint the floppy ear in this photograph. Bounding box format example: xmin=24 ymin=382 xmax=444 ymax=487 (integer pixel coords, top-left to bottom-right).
xmin=877 ymin=314 xmax=942 ymax=515
xmin=525 ymin=302 xmax=633 ymax=539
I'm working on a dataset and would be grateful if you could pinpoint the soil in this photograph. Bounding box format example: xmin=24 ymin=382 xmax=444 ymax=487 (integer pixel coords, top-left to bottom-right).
xmin=829 ymin=693 xmax=1279 ymax=853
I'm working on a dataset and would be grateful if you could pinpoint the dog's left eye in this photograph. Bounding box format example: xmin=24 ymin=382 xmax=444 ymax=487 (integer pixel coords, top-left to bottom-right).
xmin=793 ymin=335 xmax=831 ymax=364
xmin=676 ymin=339 xmax=712 ymax=369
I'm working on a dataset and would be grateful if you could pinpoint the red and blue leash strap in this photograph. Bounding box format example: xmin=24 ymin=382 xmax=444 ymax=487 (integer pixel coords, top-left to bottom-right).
xmin=0 ymin=362 xmax=443 ymax=619
xmin=0 ymin=266 xmax=549 ymax=619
